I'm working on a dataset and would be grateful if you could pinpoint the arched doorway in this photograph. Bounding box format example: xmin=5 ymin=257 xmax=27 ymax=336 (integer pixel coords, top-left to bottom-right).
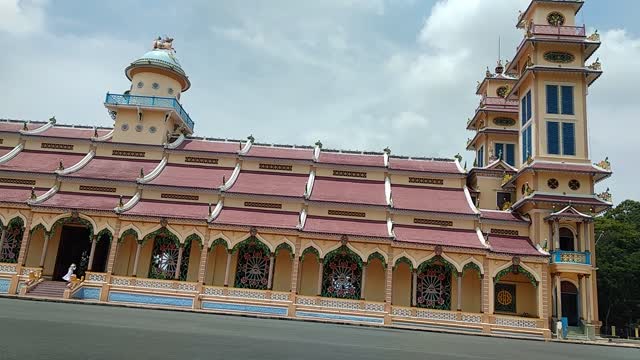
xmin=90 ymin=231 xmax=112 ymax=273
xmin=52 ymin=221 xmax=93 ymax=280
xmin=559 ymin=227 xmax=575 ymax=251
xmin=561 ymin=281 xmax=579 ymax=326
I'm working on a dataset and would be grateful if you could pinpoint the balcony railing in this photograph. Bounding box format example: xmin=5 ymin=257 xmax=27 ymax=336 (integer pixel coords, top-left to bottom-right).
xmin=550 ymin=250 xmax=591 ymax=265
xmin=105 ymin=93 xmax=195 ymax=132
xmin=531 ymin=24 xmax=586 ymax=37
xmin=479 ymin=96 xmax=519 ymax=110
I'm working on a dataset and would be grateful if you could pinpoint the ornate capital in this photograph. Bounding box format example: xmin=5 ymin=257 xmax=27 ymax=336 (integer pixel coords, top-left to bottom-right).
xmin=249 ymin=226 xmax=258 ymax=237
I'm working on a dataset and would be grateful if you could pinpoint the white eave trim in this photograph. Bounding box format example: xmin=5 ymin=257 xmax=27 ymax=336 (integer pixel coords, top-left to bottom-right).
xmin=0 ymin=143 xmax=24 ymax=164
xmin=313 ymin=144 xmax=321 ymax=162
xmin=56 ymin=150 xmax=95 ymax=175
xmin=476 ymin=228 xmax=489 ymax=248
xmin=304 ymin=169 xmax=316 ymax=199
xmin=297 ymin=207 xmax=308 ymax=230
xmin=28 ymin=183 xmax=59 ymax=205
xmin=165 ymin=134 xmax=185 ymax=149
xmin=115 ymin=191 xmax=141 ymax=213
xmin=387 ymin=217 xmax=395 ymax=238
xmin=385 ymin=176 xmax=393 ymax=207
xmin=138 ymin=157 xmax=168 ymax=184
xmin=536 ymin=244 xmax=550 ymax=256
xmin=238 ymin=138 xmax=253 ymax=155
xmin=220 ymin=162 xmax=241 ymax=191
xmin=464 ymin=186 xmax=480 ymax=214
xmin=454 ymin=157 xmax=465 ymax=174
xmin=92 ymin=129 xmax=114 ymax=142
xmin=20 ymin=122 xmax=53 ymax=135
xmin=207 ymin=199 xmax=224 ymax=222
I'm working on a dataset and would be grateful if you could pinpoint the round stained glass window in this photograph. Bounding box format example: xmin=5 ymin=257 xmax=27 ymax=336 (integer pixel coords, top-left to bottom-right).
xmin=569 ymin=179 xmax=581 ymax=191
xmin=493 ymin=117 xmax=516 ymax=127
xmin=137 ymin=81 xmax=144 ymax=88
xmin=149 ymin=126 xmax=157 ymax=133
xmin=152 ymin=82 xmax=159 ymax=90
xmin=547 ymin=12 xmax=565 ymax=26
xmin=168 ymin=88 xmax=174 ymax=95
xmin=547 ymin=178 xmax=559 ymax=189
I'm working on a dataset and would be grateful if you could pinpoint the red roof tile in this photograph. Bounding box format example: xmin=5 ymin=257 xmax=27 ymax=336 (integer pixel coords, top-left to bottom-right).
xmin=480 ymin=210 xmax=528 ymax=223
xmin=0 ymin=146 xmax=13 ymax=157
xmin=67 ymin=156 xmax=160 ymax=182
xmin=392 ymin=185 xmax=475 ymax=215
xmin=0 ymin=122 xmax=42 ymax=132
xmin=303 ymin=216 xmax=389 ymax=238
xmin=394 ymin=225 xmax=485 ymax=249
xmin=0 ymin=151 xmax=86 ymax=174
xmin=228 ymin=171 xmax=308 ymax=198
xmin=310 ymin=177 xmax=386 ymax=206
xmin=38 ymin=192 xmax=123 ymax=211
xmin=149 ymin=164 xmax=233 ymax=189
xmin=175 ymin=139 xmax=240 ymax=154
xmin=318 ymin=152 xmax=384 ymax=167
xmin=36 ymin=127 xmax=111 ymax=139
xmin=488 ymin=235 xmax=543 ymax=256
xmin=245 ymin=146 xmax=313 ymax=161
xmin=213 ymin=207 xmax=299 ymax=229
xmin=389 ymin=158 xmax=461 ymax=174
xmin=0 ymin=185 xmax=47 ymax=203
xmin=529 ymin=162 xmax=610 ymax=174
xmin=126 ymin=199 xmax=209 ymax=220
xmin=517 ymin=194 xmax=610 ymax=207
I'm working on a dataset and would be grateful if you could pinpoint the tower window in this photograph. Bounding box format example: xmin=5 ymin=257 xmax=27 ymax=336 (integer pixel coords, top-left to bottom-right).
xmin=137 ymin=81 xmax=144 ymax=88
xmin=497 ymin=192 xmax=512 ymax=210
xmin=495 ymin=143 xmax=515 ymax=166
xmin=568 ymin=179 xmax=580 ymax=191
xmin=521 ymin=91 xmax=532 ymax=125
xmin=477 ymin=146 xmax=484 ymax=168
xmin=546 ymin=85 xmax=574 ymax=115
xmin=152 ymin=82 xmax=159 ymax=90
xmin=546 ymin=121 xmax=575 ymax=156
xmin=522 ymin=125 xmax=532 ymax=163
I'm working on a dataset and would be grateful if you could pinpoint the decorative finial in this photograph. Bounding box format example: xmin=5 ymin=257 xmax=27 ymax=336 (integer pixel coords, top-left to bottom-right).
xmin=454 ymin=153 xmax=462 ymax=163
xmin=222 ymin=175 xmax=226 ymax=185
xmin=383 ymin=147 xmax=391 ymax=155
xmin=247 ymin=134 xmax=255 ymax=143
xmin=49 ymin=116 xmax=56 ymax=124
xmin=93 ymin=127 xmax=98 ymax=137
xmin=485 ymin=66 xmax=492 ymax=77
xmin=152 ymin=36 xmax=174 ymax=51
xmin=22 ymin=122 xmax=28 ymax=131
xmin=208 ymin=202 xmax=212 ymax=214
xmin=118 ymin=195 xmax=124 ymax=207
xmin=140 ymin=168 xmax=145 ymax=178
xmin=58 ymin=159 xmax=64 ymax=171
xmin=30 ymin=187 xmax=37 ymax=200
xmin=495 ymin=59 xmax=504 ymax=74
xmin=315 ymin=140 xmax=323 ymax=148
xmin=463 ymin=161 xmax=467 ymax=170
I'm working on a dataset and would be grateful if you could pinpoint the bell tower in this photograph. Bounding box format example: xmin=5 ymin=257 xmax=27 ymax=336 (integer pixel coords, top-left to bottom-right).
xmin=105 ymin=37 xmax=194 ymax=145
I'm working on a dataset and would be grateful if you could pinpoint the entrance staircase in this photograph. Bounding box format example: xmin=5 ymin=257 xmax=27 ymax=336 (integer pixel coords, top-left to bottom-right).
xmin=27 ymin=280 xmax=67 ymax=298
xmin=566 ymin=326 xmax=589 ymax=341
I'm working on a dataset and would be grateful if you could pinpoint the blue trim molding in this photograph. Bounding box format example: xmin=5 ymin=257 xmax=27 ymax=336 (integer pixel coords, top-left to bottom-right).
xmin=108 ymin=291 xmax=193 ymax=308
xmin=296 ymin=311 xmax=384 ymax=324
xmin=72 ymin=287 xmax=101 ymax=300
xmin=202 ymin=301 xmax=288 ymax=316
xmin=0 ymin=278 xmax=10 ymax=294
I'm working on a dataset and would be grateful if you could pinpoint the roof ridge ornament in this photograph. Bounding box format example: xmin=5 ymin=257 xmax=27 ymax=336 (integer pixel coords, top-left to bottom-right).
xmin=152 ymin=36 xmax=175 ymax=52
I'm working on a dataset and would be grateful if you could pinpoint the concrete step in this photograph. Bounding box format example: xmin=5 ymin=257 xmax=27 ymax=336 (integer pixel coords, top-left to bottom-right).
xmin=27 ymin=281 xmax=67 ymax=298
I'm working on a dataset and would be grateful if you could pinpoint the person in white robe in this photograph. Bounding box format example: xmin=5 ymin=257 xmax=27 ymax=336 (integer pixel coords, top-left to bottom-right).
xmin=62 ymin=263 xmax=77 ymax=282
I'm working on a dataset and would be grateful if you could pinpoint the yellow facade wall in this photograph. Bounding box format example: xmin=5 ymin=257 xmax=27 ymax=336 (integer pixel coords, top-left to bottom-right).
xmin=364 ymin=258 xmax=385 ymax=302
xmin=392 ymin=263 xmax=411 ymax=307
xmin=272 ymin=251 xmax=292 ymax=292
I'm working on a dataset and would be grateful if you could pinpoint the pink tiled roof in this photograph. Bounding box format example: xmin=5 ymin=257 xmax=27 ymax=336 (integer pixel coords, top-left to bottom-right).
xmin=175 ymin=139 xmax=240 ymax=154
xmin=0 ymin=146 xmax=13 ymax=157
xmin=488 ymin=235 xmax=543 ymax=257
xmin=392 ymin=185 xmax=475 ymax=215
xmin=517 ymin=194 xmax=610 ymax=207
xmin=394 ymin=225 xmax=485 ymax=249
xmin=38 ymin=192 xmax=123 ymax=211
xmin=529 ymin=162 xmax=610 ymax=174
xmin=126 ymin=199 xmax=209 ymax=220
xmin=0 ymin=185 xmax=47 ymax=203
xmin=310 ymin=177 xmax=386 ymax=206
xmin=67 ymin=157 xmax=160 ymax=182
xmin=480 ymin=210 xmax=528 ymax=223
xmin=228 ymin=171 xmax=309 ymax=198
xmin=0 ymin=121 xmax=42 ymax=132
xmin=213 ymin=207 xmax=299 ymax=229
xmin=389 ymin=158 xmax=462 ymax=174
xmin=245 ymin=145 xmax=313 ymax=161
xmin=36 ymin=127 xmax=111 ymax=139
xmin=303 ymin=216 xmax=389 ymax=238
xmin=0 ymin=151 xmax=86 ymax=174
xmin=318 ymin=152 xmax=384 ymax=167
xmin=149 ymin=164 xmax=233 ymax=189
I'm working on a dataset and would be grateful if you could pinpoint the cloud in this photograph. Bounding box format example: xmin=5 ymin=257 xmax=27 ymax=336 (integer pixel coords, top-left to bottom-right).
xmin=0 ymin=0 xmax=47 ymax=34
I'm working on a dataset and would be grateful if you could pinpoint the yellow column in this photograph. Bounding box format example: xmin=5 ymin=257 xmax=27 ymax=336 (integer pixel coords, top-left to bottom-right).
xmin=0 ymin=225 xmax=7 ymax=258
xmin=457 ymin=272 xmax=463 ymax=311
xmin=131 ymin=242 xmax=142 ymax=277
xmin=360 ymin=263 xmax=367 ymax=300
xmin=555 ymin=274 xmax=562 ymax=318
xmin=38 ymin=232 xmax=51 ymax=268
xmin=223 ymin=251 xmax=232 ymax=286
xmin=290 ymin=239 xmax=301 ymax=293
xmin=105 ymin=220 xmax=121 ymax=274
xmin=585 ymin=274 xmax=592 ymax=322
xmin=553 ymin=220 xmax=560 ymax=250
xmin=87 ymin=235 xmax=98 ymax=271
xmin=174 ymin=245 xmax=184 ymax=280
xmin=16 ymin=213 xmax=33 ymax=267
xmin=267 ymin=254 xmax=275 ymax=289
xmin=385 ymin=249 xmax=394 ymax=304
xmin=316 ymin=258 xmax=323 ymax=296
xmin=411 ymin=269 xmax=417 ymax=306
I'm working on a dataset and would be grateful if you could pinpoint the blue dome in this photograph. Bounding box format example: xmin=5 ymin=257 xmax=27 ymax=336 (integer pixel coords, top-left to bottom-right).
xmin=130 ymin=49 xmax=186 ymax=76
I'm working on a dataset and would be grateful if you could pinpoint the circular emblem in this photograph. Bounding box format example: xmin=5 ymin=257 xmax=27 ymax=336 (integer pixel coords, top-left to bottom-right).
xmin=121 ymin=124 xmax=129 ymax=131
xmin=493 ymin=117 xmax=516 ymax=127
xmin=168 ymin=88 xmax=174 ymax=95
xmin=136 ymin=81 xmax=144 ymax=89
xmin=152 ymin=82 xmax=159 ymax=90
xmin=544 ymin=51 xmax=575 ymax=64
xmin=569 ymin=179 xmax=581 ymax=191
xmin=149 ymin=126 xmax=157 ymax=134
xmin=135 ymin=124 xmax=143 ymax=132
xmin=497 ymin=290 xmax=513 ymax=306
xmin=496 ymin=86 xmax=509 ymax=98
xmin=547 ymin=178 xmax=559 ymax=189
xmin=547 ymin=12 xmax=565 ymax=26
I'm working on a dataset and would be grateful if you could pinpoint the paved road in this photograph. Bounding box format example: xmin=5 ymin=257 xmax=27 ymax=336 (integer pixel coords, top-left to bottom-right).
xmin=0 ymin=298 xmax=636 ymax=360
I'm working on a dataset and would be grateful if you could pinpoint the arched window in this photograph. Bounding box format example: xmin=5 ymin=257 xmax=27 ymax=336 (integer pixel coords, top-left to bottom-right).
xmin=234 ymin=239 xmax=271 ymax=290
xmin=148 ymin=230 xmax=189 ymax=280
xmin=322 ymin=246 xmax=362 ymax=299
xmin=1 ymin=218 xmax=24 ymax=263
xmin=559 ymin=227 xmax=575 ymax=251
xmin=416 ymin=263 xmax=452 ymax=310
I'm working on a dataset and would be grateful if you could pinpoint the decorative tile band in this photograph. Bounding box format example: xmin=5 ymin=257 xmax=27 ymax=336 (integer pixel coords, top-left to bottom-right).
xmin=72 ymin=287 xmax=101 ymax=300
xmin=333 ymin=170 xmax=367 ymax=178
xmin=409 ymin=177 xmax=444 ymax=185
xmin=394 ymin=321 xmax=482 ymax=333
xmin=108 ymin=291 xmax=193 ymax=308
xmin=185 ymin=156 xmax=218 ymax=165
xmin=79 ymin=185 xmax=117 ymax=193
xmin=259 ymin=164 xmax=292 ymax=171
xmin=161 ymin=193 xmax=200 ymax=201
xmin=202 ymin=301 xmax=288 ymax=316
xmin=0 ymin=139 xmax=3 ymax=144
xmin=328 ymin=210 xmax=366 ymax=218
xmin=296 ymin=311 xmax=384 ymax=324
xmin=0 ymin=278 xmax=10 ymax=294
xmin=491 ymin=228 xmax=519 ymax=236
xmin=413 ymin=218 xmax=453 ymax=227
xmin=244 ymin=201 xmax=283 ymax=209
xmin=41 ymin=143 xmax=74 ymax=151
xmin=0 ymin=263 xmax=18 ymax=273
xmin=112 ymin=150 xmax=145 ymax=158
xmin=0 ymin=178 xmax=36 ymax=186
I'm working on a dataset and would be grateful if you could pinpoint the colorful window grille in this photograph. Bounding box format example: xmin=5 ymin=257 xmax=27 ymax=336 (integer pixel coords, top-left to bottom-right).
xmin=495 ymin=283 xmax=516 ymax=313
xmin=322 ymin=246 xmax=362 ymax=300
xmin=416 ymin=264 xmax=452 ymax=310
xmin=234 ymin=240 xmax=271 ymax=290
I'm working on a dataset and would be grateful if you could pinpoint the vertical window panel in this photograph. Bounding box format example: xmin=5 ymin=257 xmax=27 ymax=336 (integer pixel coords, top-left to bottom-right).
xmin=547 ymin=121 xmax=560 ymax=155
xmin=562 ymin=122 xmax=576 ymax=155
xmin=561 ymin=86 xmax=574 ymax=115
xmin=506 ymin=144 xmax=515 ymax=166
xmin=526 ymin=91 xmax=532 ymax=121
xmin=546 ymin=85 xmax=559 ymax=114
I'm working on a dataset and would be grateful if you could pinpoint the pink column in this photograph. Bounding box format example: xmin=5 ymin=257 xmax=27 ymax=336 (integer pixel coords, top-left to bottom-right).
xmin=38 ymin=232 xmax=51 ymax=268
xmin=174 ymin=245 xmax=184 ymax=280
xmin=223 ymin=251 xmax=232 ymax=286
xmin=87 ymin=235 xmax=98 ymax=271
xmin=131 ymin=242 xmax=142 ymax=277
xmin=316 ymin=258 xmax=323 ymax=296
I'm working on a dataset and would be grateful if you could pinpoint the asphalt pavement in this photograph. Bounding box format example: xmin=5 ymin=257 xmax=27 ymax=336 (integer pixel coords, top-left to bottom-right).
xmin=0 ymin=297 xmax=637 ymax=360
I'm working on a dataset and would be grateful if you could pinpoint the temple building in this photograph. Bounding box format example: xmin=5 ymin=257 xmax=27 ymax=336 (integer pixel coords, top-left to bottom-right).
xmin=0 ymin=1 xmax=612 ymax=340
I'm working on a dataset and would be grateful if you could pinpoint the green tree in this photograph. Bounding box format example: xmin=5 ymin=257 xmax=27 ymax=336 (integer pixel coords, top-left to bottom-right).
xmin=595 ymin=200 xmax=640 ymax=334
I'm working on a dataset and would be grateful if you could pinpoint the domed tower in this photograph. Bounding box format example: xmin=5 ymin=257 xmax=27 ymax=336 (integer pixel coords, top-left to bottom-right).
xmin=105 ymin=37 xmax=194 ymax=145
